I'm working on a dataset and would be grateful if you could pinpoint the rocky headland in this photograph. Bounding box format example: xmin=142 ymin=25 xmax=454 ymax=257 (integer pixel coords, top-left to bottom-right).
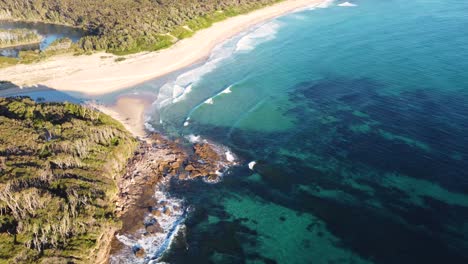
xmin=110 ymin=132 xmax=236 ymax=261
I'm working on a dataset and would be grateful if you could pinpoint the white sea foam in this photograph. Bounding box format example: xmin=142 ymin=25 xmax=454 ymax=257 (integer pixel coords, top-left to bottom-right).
xmin=183 ymin=117 xmax=191 ymax=127
xmin=203 ymin=84 xmax=234 ymax=105
xmin=317 ymin=0 xmax=336 ymax=8
xmin=225 ymin=151 xmax=236 ymax=162
xmin=236 ymin=21 xmax=281 ymax=52
xmin=338 ymin=1 xmax=357 ymax=7
xmin=186 ymin=134 xmax=201 ymax=143
xmin=183 ymin=83 xmax=234 ymax=123
xmin=221 ymin=85 xmax=232 ymax=94
xmin=172 ymin=84 xmax=193 ymax=103
xmin=154 ymin=39 xmax=238 ymax=109
xmin=300 ymin=0 xmax=335 ymax=10
xmin=248 ymin=161 xmax=257 ymax=170
xmin=110 ymin=189 xmax=187 ymax=263
xmin=145 ymin=122 xmax=157 ymax=132
xmin=153 ymin=18 xmax=282 ymax=111
xmin=204 ymin=98 xmax=214 ymax=104
xmin=109 ymin=139 xmax=239 ymax=262
xmin=114 ymin=234 xmax=135 ymax=248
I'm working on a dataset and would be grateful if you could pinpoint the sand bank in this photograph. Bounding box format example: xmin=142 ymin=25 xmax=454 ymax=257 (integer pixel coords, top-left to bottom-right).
xmin=0 ymin=0 xmax=326 ymax=96
xmin=91 ymin=95 xmax=155 ymax=140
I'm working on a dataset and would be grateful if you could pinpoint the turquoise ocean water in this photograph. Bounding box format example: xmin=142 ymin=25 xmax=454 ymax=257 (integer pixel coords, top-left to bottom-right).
xmin=118 ymin=0 xmax=468 ymax=262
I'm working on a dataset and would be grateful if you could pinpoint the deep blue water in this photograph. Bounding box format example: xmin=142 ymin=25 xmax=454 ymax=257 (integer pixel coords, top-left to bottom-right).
xmin=122 ymin=0 xmax=468 ymax=262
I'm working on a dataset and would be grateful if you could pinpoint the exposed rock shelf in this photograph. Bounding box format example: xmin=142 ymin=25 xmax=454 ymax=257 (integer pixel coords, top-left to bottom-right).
xmin=111 ymin=132 xmax=236 ymax=260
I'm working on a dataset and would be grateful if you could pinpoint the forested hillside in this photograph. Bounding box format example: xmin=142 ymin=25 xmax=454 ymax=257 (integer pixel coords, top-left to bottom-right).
xmin=0 ymin=0 xmax=281 ymax=54
xmin=0 ymin=97 xmax=137 ymax=263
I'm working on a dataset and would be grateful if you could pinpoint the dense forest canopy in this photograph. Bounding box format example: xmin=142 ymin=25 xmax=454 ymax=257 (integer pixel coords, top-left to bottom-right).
xmin=0 ymin=97 xmax=137 ymax=263
xmin=0 ymin=0 xmax=282 ymax=54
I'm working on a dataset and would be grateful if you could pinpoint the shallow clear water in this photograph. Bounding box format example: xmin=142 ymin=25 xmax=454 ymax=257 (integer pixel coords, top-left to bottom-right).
xmin=126 ymin=0 xmax=468 ymax=262
xmin=0 ymin=21 xmax=85 ymax=57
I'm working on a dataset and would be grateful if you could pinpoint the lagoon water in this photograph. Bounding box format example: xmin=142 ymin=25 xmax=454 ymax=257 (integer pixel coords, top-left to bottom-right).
xmin=0 ymin=21 xmax=85 ymax=57
xmin=117 ymin=0 xmax=468 ymax=262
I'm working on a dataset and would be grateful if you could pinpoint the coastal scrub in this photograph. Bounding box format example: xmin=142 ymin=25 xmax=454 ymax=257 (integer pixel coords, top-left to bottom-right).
xmin=0 ymin=0 xmax=284 ymax=55
xmin=0 ymin=97 xmax=137 ymax=263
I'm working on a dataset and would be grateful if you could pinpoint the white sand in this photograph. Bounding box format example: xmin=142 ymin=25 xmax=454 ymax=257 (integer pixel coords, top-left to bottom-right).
xmin=91 ymin=96 xmax=154 ymax=140
xmin=0 ymin=0 xmax=326 ymax=96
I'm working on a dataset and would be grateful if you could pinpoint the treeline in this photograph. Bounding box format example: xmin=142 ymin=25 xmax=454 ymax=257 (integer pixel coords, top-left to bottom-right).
xmin=0 ymin=97 xmax=137 ymax=263
xmin=0 ymin=28 xmax=42 ymax=48
xmin=0 ymin=0 xmax=282 ymax=54
xmin=0 ymin=37 xmax=73 ymax=68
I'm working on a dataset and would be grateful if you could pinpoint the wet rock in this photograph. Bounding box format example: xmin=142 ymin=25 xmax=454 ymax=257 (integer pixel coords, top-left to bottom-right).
xmin=194 ymin=143 xmax=220 ymax=161
xmin=151 ymin=209 xmax=162 ymax=217
xmin=170 ymin=159 xmax=184 ymax=170
xmin=146 ymin=222 xmax=163 ymax=234
xmin=207 ymin=174 xmax=219 ymax=182
xmin=163 ymin=207 xmax=172 ymax=216
xmin=178 ymin=172 xmax=188 ymax=180
xmin=134 ymin=247 xmax=145 ymax=258
xmin=185 ymin=164 xmax=196 ymax=171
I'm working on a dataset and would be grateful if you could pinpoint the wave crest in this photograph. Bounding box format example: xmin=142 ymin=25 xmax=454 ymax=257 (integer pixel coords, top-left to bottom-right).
xmin=236 ymin=21 xmax=282 ymax=52
xmin=338 ymin=1 xmax=357 ymax=7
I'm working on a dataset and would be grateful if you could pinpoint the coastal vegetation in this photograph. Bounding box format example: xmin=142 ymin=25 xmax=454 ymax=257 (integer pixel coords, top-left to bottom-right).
xmin=0 ymin=0 xmax=282 ymax=56
xmin=0 ymin=97 xmax=137 ymax=263
xmin=0 ymin=28 xmax=42 ymax=49
xmin=0 ymin=37 xmax=74 ymax=68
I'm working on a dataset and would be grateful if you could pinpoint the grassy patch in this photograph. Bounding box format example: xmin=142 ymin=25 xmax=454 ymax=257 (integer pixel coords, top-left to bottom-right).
xmin=114 ymin=57 xmax=126 ymax=62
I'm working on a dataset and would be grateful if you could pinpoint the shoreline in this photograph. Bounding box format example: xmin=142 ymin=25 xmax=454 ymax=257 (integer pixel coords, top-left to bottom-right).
xmin=90 ymin=95 xmax=155 ymax=141
xmin=0 ymin=0 xmax=327 ymax=96
xmin=108 ymin=124 xmax=238 ymax=262
xmin=90 ymin=94 xmax=239 ymax=261
xmin=0 ymin=2 xmax=327 ymax=260
xmin=0 ymin=39 xmax=41 ymax=49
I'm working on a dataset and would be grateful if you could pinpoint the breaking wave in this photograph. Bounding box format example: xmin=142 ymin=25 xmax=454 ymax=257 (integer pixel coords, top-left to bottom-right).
xmin=109 ymin=189 xmax=187 ymax=264
xmin=248 ymin=161 xmax=257 ymax=170
xmin=235 ymin=21 xmax=282 ymax=52
xmin=182 ymin=84 xmax=235 ymax=127
xmin=153 ymin=20 xmax=283 ymax=112
xmin=294 ymin=0 xmax=335 ymax=12
xmin=204 ymin=98 xmax=214 ymax=105
xmin=153 ymin=37 xmax=239 ymax=110
xmin=338 ymin=1 xmax=357 ymax=7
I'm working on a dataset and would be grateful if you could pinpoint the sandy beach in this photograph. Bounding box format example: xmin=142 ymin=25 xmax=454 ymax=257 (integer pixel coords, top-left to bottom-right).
xmin=91 ymin=95 xmax=155 ymax=140
xmin=0 ymin=0 xmax=326 ymax=96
